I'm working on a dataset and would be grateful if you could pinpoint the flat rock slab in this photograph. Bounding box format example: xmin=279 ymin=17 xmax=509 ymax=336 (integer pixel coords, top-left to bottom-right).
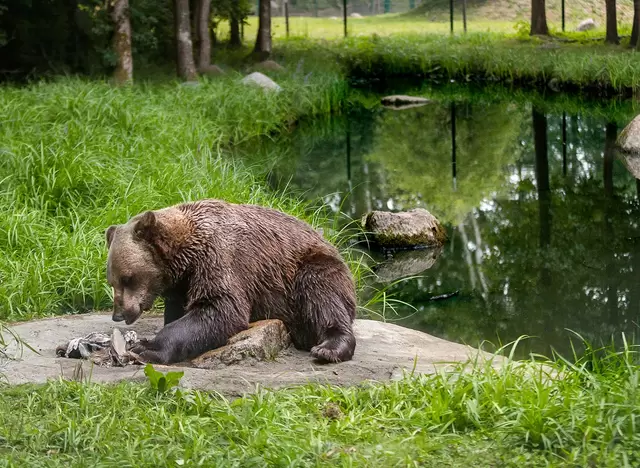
xmin=2 ymin=313 xmax=499 ymax=397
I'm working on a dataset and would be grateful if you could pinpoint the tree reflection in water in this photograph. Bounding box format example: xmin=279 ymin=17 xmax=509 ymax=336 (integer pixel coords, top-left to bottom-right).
xmin=232 ymin=91 xmax=640 ymax=358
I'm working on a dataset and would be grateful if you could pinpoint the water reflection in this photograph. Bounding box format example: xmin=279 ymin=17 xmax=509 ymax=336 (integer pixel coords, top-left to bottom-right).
xmin=234 ymin=92 xmax=640 ymax=358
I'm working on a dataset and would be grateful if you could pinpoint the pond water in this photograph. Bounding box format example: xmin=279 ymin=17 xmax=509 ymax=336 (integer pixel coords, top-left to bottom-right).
xmin=235 ymin=85 xmax=640 ymax=358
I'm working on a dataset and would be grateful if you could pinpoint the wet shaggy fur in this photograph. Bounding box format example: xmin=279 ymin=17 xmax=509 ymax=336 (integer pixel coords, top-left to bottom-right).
xmin=105 ymin=199 xmax=357 ymax=365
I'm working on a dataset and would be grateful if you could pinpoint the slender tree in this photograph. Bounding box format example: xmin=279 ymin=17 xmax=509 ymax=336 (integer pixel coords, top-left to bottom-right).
xmin=605 ymin=0 xmax=619 ymax=44
xmin=196 ymin=0 xmax=212 ymax=70
xmin=230 ymin=13 xmax=242 ymax=47
xmin=530 ymin=0 xmax=549 ymax=36
xmin=110 ymin=0 xmax=133 ymax=84
xmin=175 ymin=0 xmax=197 ymax=80
xmin=253 ymin=0 xmax=271 ymax=59
xmin=631 ymin=0 xmax=640 ymax=48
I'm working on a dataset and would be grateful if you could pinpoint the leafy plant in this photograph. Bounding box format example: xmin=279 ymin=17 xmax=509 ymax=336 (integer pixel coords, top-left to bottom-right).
xmin=143 ymin=364 xmax=184 ymax=393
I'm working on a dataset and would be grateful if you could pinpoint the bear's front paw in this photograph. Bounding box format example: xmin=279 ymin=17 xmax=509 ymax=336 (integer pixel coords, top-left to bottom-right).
xmin=129 ymin=338 xmax=152 ymax=356
xmin=136 ymin=349 xmax=169 ymax=365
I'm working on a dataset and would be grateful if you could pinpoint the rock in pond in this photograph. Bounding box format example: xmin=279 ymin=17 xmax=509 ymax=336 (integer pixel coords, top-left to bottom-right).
xmin=362 ymin=208 xmax=447 ymax=249
xmin=1 ymin=312 xmax=499 ymax=396
xmin=616 ymin=114 xmax=640 ymax=179
xmin=241 ymin=72 xmax=281 ymax=93
xmin=374 ymin=246 xmax=443 ymax=283
xmin=381 ymin=95 xmax=430 ymax=108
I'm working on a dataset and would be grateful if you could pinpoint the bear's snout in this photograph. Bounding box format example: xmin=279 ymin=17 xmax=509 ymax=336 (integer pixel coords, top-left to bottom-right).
xmin=112 ymin=295 xmax=143 ymax=325
xmin=112 ymin=311 xmax=125 ymax=322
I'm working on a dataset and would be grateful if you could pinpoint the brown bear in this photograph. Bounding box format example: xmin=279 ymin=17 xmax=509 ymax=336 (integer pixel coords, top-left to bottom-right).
xmin=105 ymin=199 xmax=357 ymax=365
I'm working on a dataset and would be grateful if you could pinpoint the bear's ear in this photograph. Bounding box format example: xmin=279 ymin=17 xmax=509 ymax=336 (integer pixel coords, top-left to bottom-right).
xmin=133 ymin=211 xmax=158 ymax=243
xmin=105 ymin=225 xmax=118 ymax=248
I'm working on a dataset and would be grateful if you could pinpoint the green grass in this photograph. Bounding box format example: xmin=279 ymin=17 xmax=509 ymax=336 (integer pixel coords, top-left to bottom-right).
xmin=219 ymin=15 xmax=518 ymax=40
xmin=270 ymin=32 xmax=640 ymax=94
xmin=0 ymin=72 xmax=351 ymax=322
xmin=1 ymin=337 xmax=639 ymax=466
xmin=221 ymin=0 xmax=635 ymax=41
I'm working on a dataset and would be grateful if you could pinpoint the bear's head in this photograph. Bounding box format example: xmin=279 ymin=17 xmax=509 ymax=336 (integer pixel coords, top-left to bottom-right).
xmin=105 ymin=210 xmax=172 ymax=325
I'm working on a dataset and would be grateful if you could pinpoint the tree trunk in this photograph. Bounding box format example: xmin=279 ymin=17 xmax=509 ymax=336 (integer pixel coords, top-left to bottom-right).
xmin=605 ymin=0 xmax=619 ymax=44
xmin=175 ymin=0 xmax=198 ymax=80
xmin=253 ymin=0 xmax=271 ymax=59
xmin=530 ymin=0 xmax=549 ymax=36
xmin=632 ymin=0 xmax=640 ymax=48
xmin=111 ymin=0 xmax=133 ymax=84
xmin=197 ymin=0 xmax=212 ymax=70
xmin=230 ymin=14 xmax=242 ymax=47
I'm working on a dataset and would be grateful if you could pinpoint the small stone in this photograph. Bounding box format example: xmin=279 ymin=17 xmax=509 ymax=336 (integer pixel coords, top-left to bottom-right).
xmin=255 ymin=60 xmax=285 ymax=72
xmin=180 ymin=81 xmax=200 ymax=87
xmin=199 ymin=65 xmax=225 ymax=77
xmin=575 ymin=18 xmax=596 ymax=32
xmin=191 ymin=319 xmax=291 ymax=369
xmin=350 ymin=13 xmax=362 ymax=18
xmin=548 ymin=78 xmax=560 ymax=92
xmin=321 ymin=402 xmax=344 ymax=420
xmin=241 ymin=72 xmax=282 ymax=93
xmin=362 ymin=209 xmax=447 ymax=249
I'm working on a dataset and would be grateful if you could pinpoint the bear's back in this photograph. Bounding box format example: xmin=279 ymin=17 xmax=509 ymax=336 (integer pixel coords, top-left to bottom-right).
xmin=177 ymin=199 xmax=338 ymax=261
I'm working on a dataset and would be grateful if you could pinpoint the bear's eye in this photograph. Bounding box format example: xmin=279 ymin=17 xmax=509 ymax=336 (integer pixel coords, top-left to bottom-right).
xmin=120 ymin=275 xmax=134 ymax=287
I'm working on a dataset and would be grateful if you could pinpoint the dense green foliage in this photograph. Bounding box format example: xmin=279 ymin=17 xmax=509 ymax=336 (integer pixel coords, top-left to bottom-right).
xmin=0 ymin=0 xmax=252 ymax=79
xmin=1 ymin=339 xmax=639 ymax=466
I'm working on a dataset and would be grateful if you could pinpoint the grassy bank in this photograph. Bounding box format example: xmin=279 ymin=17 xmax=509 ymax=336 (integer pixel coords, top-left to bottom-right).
xmin=268 ymin=32 xmax=640 ymax=95
xmin=1 ymin=339 xmax=639 ymax=466
xmin=0 ymin=72 xmax=350 ymax=322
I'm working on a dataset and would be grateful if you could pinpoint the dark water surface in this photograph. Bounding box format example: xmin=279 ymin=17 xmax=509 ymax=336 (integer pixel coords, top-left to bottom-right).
xmin=236 ymin=86 xmax=640 ymax=358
